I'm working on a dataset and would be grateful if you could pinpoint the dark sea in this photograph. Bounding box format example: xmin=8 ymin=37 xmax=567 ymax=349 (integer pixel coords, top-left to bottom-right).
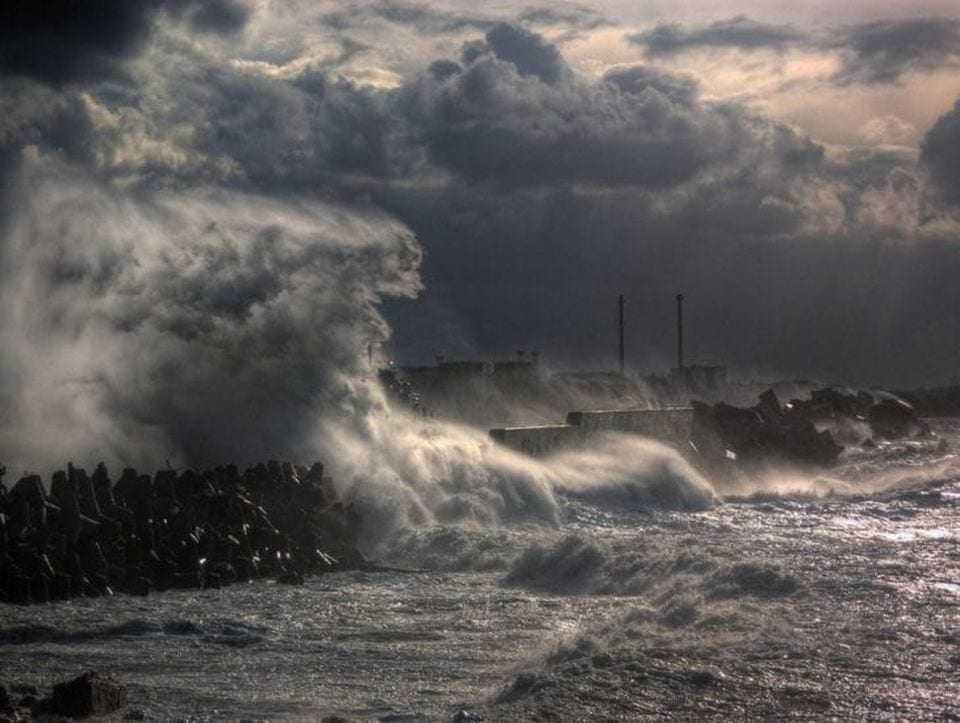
xmin=2 ymin=421 xmax=958 ymax=721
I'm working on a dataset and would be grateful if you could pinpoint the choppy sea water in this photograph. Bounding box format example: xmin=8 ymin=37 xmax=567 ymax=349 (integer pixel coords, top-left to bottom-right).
xmin=1 ymin=422 xmax=958 ymax=721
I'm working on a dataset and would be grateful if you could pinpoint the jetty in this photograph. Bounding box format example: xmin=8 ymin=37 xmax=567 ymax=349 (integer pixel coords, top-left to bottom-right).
xmin=0 ymin=460 xmax=365 ymax=605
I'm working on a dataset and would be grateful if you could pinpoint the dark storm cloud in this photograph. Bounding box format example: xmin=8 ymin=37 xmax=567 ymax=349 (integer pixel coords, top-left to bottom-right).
xmin=603 ymin=65 xmax=698 ymax=104
xmin=830 ymin=18 xmax=960 ymax=85
xmin=382 ymin=156 xmax=960 ymax=387
xmin=150 ymin=22 xmax=762 ymax=193
xmin=484 ymin=23 xmax=569 ymax=83
xmin=183 ymin=67 xmax=410 ymax=187
xmin=0 ymin=0 xmax=250 ymax=85
xmin=629 ymin=16 xmax=808 ymax=57
xmin=0 ymin=80 xmax=96 ymax=184
xmin=921 ymin=98 xmax=960 ymax=205
xmin=183 ymin=0 xmax=250 ymax=35
xmin=0 ymin=0 xmax=160 ymax=84
xmin=370 ymin=25 xmax=960 ymax=386
xmin=395 ymin=24 xmax=802 ymax=190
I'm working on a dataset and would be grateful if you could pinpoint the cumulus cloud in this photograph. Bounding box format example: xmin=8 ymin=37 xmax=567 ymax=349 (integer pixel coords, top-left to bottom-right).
xmin=485 ymin=23 xmax=570 ymax=83
xmin=396 ymin=25 xmax=816 ymax=191
xmin=922 ymin=98 xmax=960 ymax=205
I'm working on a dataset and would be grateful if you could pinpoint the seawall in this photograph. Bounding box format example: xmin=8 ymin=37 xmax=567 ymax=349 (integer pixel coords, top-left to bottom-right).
xmin=490 ymin=407 xmax=694 ymax=457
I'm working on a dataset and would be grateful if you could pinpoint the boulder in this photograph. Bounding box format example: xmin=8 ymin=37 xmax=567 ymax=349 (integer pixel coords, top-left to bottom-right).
xmin=792 ymin=387 xmax=931 ymax=442
xmin=868 ymin=397 xmax=930 ymax=440
xmin=38 ymin=671 xmax=127 ymax=719
xmin=0 ymin=684 xmax=13 ymax=717
xmin=276 ymin=570 xmax=304 ymax=585
xmin=91 ymin=462 xmax=116 ymax=512
xmin=692 ymin=390 xmax=843 ymax=474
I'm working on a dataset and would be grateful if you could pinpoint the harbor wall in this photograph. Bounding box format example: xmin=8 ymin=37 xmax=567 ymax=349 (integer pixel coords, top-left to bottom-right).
xmin=490 ymin=408 xmax=694 ymax=457
xmin=488 ymin=424 xmax=578 ymax=457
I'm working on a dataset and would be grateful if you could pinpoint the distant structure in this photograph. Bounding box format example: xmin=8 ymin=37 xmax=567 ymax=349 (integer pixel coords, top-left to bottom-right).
xmin=665 ymin=292 xmax=727 ymax=393
xmin=668 ymin=364 xmax=727 ymax=389
xmin=399 ymin=355 xmax=540 ymax=391
xmin=676 ymin=293 xmax=684 ymax=370
xmin=387 ymin=289 xmax=732 ymax=415
xmin=618 ymin=294 xmax=625 ymax=376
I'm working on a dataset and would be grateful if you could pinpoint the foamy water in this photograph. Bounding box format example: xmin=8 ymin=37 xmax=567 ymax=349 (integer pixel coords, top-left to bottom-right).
xmin=1 ymin=422 xmax=958 ymax=721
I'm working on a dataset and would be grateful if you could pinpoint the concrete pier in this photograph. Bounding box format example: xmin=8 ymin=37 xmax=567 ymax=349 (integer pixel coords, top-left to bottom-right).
xmin=490 ymin=407 xmax=694 ymax=457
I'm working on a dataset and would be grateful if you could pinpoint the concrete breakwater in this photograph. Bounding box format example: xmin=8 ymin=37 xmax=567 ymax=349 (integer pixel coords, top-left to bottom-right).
xmin=0 ymin=460 xmax=365 ymax=605
xmin=489 ymin=389 xmax=934 ymax=477
xmin=489 ymin=408 xmax=695 ymax=456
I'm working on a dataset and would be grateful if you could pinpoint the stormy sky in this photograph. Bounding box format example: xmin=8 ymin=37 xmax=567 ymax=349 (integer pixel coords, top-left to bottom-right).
xmin=3 ymin=0 xmax=960 ymax=468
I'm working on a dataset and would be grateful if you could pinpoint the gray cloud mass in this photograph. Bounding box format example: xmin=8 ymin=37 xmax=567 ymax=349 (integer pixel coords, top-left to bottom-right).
xmin=922 ymin=99 xmax=960 ymax=205
xmin=631 ymin=16 xmax=808 ymax=57
xmin=831 ymin=18 xmax=960 ymax=85
xmin=0 ymin=0 xmax=249 ymax=84
xmin=630 ymin=15 xmax=960 ymax=86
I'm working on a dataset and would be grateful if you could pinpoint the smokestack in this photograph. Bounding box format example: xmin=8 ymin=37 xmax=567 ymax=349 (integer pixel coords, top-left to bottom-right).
xmin=676 ymin=293 xmax=684 ymax=370
xmin=618 ymin=294 xmax=625 ymax=375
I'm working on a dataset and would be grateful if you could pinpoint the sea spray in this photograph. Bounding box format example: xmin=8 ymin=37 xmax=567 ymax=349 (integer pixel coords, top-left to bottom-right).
xmin=0 ymin=152 xmax=718 ymax=566
xmin=0 ymin=150 xmax=421 ymax=473
xmin=321 ymin=411 xmax=718 ymax=556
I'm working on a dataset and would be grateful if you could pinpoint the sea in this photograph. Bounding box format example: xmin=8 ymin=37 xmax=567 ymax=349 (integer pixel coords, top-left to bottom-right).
xmin=1 ymin=420 xmax=958 ymax=721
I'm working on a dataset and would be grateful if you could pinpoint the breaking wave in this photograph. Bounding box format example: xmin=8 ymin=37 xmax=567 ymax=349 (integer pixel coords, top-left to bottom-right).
xmin=500 ymin=532 xmax=800 ymax=599
xmin=321 ymin=418 xmax=718 ymax=553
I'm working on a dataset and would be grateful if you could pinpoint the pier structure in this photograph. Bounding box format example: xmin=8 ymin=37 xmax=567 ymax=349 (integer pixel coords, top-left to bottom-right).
xmin=489 ymin=407 xmax=694 ymax=457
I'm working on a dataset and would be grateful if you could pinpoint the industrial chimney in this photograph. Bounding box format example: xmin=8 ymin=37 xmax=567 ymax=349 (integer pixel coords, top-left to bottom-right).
xmin=618 ymin=294 xmax=625 ymax=375
xmin=676 ymin=293 xmax=684 ymax=370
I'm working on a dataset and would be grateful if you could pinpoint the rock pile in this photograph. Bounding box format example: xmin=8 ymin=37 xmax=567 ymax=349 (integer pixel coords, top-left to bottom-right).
xmin=690 ymin=387 xmax=934 ymax=477
xmin=37 ymin=671 xmax=126 ymax=719
xmin=0 ymin=460 xmax=366 ymax=605
xmin=790 ymin=387 xmax=931 ymax=440
xmin=2 ymin=672 xmax=129 ymax=720
xmin=691 ymin=390 xmax=843 ymax=475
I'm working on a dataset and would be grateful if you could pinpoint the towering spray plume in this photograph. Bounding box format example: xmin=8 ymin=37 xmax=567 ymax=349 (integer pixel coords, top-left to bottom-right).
xmin=0 ymin=151 xmax=421 ymax=472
